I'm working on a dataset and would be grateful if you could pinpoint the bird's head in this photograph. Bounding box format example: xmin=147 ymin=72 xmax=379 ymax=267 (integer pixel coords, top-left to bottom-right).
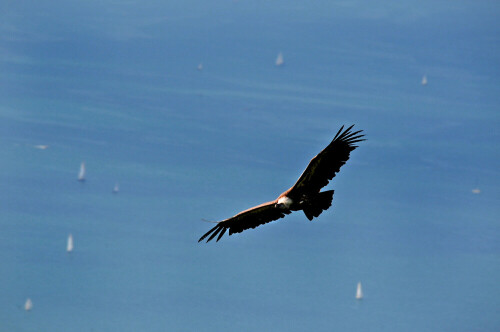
xmin=275 ymin=196 xmax=292 ymax=209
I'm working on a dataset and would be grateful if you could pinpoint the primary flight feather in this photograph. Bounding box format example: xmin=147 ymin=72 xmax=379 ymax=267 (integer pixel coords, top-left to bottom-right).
xmin=198 ymin=125 xmax=365 ymax=243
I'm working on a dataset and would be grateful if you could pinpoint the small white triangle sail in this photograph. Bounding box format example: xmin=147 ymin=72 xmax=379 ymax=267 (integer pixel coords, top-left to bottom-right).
xmin=356 ymin=282 xmax=363 ymax=300
xmin=421 ymin=75 xmax=428 ymax=86
xmin=24 ymin=298 xmax=33 ymax=311
xmin=275 ymin=52 xmax=284 ymax=66
xmin=78 ymin=162 xmax=86 ymax=182
xmin=67 ymin=234 xmax=74 ymax=253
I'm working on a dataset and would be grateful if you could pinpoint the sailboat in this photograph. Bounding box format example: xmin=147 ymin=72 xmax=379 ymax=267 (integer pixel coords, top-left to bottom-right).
xmin=24 ymin=298 xmax=33 ymax=311
xmin=275 ymin=52 xmax=284 ymax=66
xmin=78 ymin=162 xmax=86 ymax=182
xmin=112 ymin=183 xmax=119 ymax=194
xmin=356 ymin=282 xmax=363 ymax=300
xmin=421 ymin=75 xmax=428 ymax=86
xmin=67 ymin=234 xmax=74 ymax=253
xmin=197 ymin=63 xmax=203 ymax=71
xmin=472 ymin=188 xmax=481 ymax=194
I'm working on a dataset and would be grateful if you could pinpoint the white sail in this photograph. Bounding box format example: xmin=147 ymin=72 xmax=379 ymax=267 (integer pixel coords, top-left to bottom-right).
xmin=275 ymin=52 xmax=284 ymax=66
xmin=67 ymin=234 xmax=73 ymax=253
xmin=113 ymin=183 xmax=119 ymax=194
xmin=356 ymin=282 xmax=363 ymax=300
xmin=421 ymin=75 xmax=428 ymax=86
xmin=78 ymin=162 xmax=85 ymax=181
xmin=24 ymin=298 xmax=33 ymax=311
xmin=197 ymin=63 xmax=203 ymax=71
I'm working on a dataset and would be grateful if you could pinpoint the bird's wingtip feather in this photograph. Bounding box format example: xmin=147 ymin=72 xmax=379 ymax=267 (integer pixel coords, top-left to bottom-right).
xmin=333 ymin=125 xmax=345 ymax=140
xmin=206 ymin=225 xmax=224 ymax=243
xmin=216 ymin=227 xmax=227 ymax=242
xmin=198 ymin=224 xmax=219 ymax=243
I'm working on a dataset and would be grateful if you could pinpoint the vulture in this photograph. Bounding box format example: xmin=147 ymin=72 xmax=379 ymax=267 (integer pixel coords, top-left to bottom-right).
xmin=198 ymin=125 xmax=364 ymax=243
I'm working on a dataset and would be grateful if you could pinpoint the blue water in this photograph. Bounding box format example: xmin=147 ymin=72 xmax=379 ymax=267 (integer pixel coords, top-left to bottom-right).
xmin=1 ymin=1 xmax=499 ymax=331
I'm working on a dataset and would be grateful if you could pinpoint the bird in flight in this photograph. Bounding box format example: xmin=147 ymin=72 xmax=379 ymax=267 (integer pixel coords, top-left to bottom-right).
xmin=198 ymin=125 xmax=365 ymax=243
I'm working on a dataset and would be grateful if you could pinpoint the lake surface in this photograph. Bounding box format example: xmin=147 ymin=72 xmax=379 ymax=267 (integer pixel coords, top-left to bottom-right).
xmin=1 ymin=1 xmax=499 ymax=331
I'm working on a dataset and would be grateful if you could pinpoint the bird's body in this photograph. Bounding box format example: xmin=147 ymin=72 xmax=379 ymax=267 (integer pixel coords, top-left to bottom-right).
xmin=199 ymin=125 xmax=364 ymax=243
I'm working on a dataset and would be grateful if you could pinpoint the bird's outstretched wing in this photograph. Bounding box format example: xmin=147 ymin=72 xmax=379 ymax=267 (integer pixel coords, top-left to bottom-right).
xmin=288 ymin=125 xmax=364 ymax=196
xmin=198 ymin=201 xmax=291 ymax=243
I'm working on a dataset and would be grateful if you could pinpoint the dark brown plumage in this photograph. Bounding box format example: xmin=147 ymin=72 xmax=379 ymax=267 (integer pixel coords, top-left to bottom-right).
xmin=198 ymin=125 xmax=365 ymax=243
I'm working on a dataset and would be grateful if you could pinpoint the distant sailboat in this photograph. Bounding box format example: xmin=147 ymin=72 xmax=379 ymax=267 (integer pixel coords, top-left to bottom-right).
xmin=34 ymin=144 xmax=49 ymax=150
xmin=356 ymin=282 xmax=363 ymax=300
xmin=472 ymin=188 xmax=481 ymax=194
xmin=421 ymin=75 xmax=428 ymax=86
xmin=112 ymin=183 xmax=119 ymax=194
xmin=197 ymin=63 xmax=203 ymax=71
xmin=78 ymin=162 xmax=86 ymax=182
xmin=24 ymin=298 xmax=33 ymax=311
xmin=275 ymin=52 xmax=284 ymax=66
xmin=67 ymin=234 xmax=74 ymax=253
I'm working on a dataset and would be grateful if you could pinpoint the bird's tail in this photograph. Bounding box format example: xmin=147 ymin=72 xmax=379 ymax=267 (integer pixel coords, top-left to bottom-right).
xmin=303 ymin=190 xmax=334 ymax=221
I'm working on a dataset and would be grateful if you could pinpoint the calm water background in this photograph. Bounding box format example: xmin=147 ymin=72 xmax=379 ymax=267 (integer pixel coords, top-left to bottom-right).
xmin=1 ymin=1 xmax=499 ymax=331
